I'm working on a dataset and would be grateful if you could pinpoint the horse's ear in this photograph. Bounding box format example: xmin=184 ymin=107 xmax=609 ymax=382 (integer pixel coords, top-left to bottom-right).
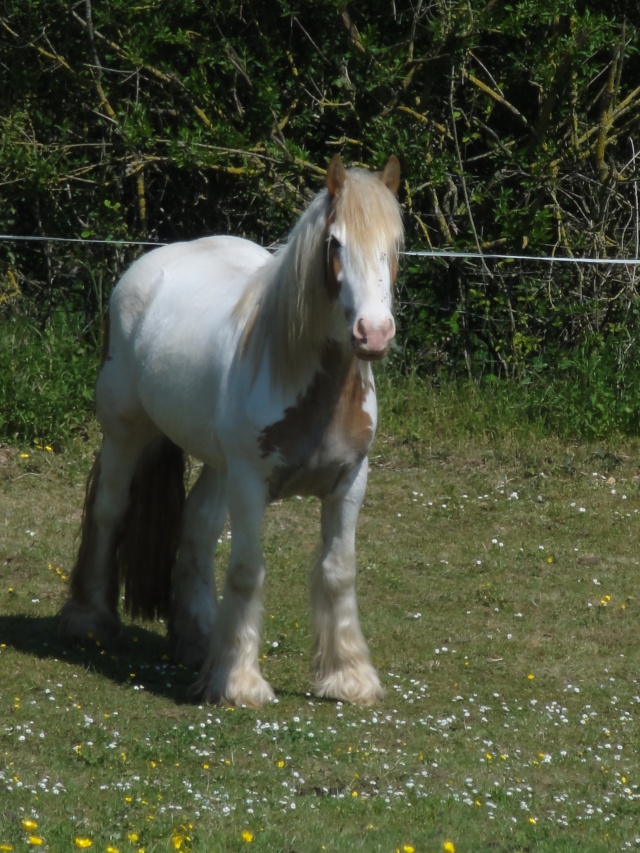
xmin=326 ymin=154 xmax=347 ymax=198
xmin=379 ymin=155 xmax=401 ymax=195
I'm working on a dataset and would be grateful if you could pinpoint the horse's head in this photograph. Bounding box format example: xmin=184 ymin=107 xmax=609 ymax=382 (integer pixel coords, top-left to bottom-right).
xmin=325 ymin=155 xmax=403 ymax=361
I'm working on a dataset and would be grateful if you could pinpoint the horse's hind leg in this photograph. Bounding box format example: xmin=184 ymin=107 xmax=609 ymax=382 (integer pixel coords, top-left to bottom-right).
xmin=168 ymin=464 xmax=226 ymax=669
xmin=59 ymin=429 xmax=153 ymax=645
xmin=311 ymin=458 xmax=384 ymax=704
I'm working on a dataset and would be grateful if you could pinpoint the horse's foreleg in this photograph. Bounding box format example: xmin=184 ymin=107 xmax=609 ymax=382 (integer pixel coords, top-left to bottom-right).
xmin=311 ymin=457 xmax=383 ymax=704
xmin=59 ymin=434 xmax=150 ymax=645
xmin=168 ymin=465 xmax=226 ymax=669
xmin=193 ymin=466 xmax=274 ymax=707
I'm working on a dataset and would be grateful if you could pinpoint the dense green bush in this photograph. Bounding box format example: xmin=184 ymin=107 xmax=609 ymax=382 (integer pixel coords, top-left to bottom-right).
xmin=1 ymin=1 xmax=640 ymax=441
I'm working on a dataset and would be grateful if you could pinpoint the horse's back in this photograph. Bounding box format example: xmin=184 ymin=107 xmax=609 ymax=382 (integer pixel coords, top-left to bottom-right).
xmin=111 ymin=236 xmax=269 ymax=327
xmin=98 ymin=236 xmax=270 ymax=457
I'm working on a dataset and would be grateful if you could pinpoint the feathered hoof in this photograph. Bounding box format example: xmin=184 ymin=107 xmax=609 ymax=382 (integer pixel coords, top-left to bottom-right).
xmin=190 ymin=667 xmax=277 ymax=708
xmin=58 ymin=598 xmax=120 ymax=647
xmin=313 ymin=664 xmax=385 ymax=705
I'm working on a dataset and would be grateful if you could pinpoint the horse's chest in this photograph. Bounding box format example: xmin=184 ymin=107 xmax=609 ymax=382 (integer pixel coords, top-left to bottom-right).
xmin=258 ymin=359 xmax=374 ymax=500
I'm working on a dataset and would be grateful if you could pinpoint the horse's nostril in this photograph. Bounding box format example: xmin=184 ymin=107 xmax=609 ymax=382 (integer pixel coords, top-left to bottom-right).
xmin=355 ymin=318 xmax=368 ymax=343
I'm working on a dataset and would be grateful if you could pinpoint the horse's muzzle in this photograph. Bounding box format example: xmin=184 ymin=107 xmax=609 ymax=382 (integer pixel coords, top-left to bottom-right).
xmin=351 ymin=316 xmax=395 ymax=360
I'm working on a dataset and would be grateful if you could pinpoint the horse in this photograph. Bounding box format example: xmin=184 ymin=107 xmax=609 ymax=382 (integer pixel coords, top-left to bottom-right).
xmin=59 ymin=154 xmax=404 ymax=708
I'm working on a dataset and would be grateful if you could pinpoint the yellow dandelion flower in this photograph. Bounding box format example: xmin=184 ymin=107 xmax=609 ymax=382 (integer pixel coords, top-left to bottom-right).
xmin=403 ymin=846 xmax=415 ymax=853
xmin=21 ymin=821 xmax=38 ymax=832
xmin=27 ymin=838 xmax=42 ymax=847
xmin=106 ymin=847 xmax=120 ymax=853
xmin=74 ymin=839 xmax=92 ymax=849
xmin=277 ymin=760 xmax=285 ymax=768
xmin=529 ymin=817 xmax=537 ymax=825
xmin=443 ymin=843 xmax=456 ymax=853
xmin=547 ymin=556 xmax=553 ymax=563
xmin=127 ymin=834 xmax=139 ymax=843
xmin=171 ymin=834 xmax=184 ymax=850
xmin=351 ymin=790 xmax=358 ymax=798
xmin=527 ymin=673 xmax=534 ymax=680
xmin=0 ymin=844 xmax=14 ymax=851
xmin=241 ymin=831 xmax=254 ymax=843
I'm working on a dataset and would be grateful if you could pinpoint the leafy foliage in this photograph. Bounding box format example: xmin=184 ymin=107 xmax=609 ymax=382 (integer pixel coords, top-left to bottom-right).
xmin=1 ymin=1 xmax=640 ymax=439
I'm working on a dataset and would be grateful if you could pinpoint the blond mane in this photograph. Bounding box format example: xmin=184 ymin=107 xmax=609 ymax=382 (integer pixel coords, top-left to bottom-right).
xmin=234 ymin=166 xmax=404 ymax=389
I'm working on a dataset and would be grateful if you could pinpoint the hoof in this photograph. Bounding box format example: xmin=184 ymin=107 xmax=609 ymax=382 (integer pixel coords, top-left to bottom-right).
xmin=58 ymin=598 xmax=120 ymax=647
xmin=191 ymin=667 xmax=277 ymax=708
xmin=313 ymin=664 xmax=384 ymax=705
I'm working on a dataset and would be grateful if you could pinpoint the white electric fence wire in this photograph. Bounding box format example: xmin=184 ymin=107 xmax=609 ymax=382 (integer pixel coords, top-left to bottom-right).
xmin=0 ymin=233 xmax=639 ymax=265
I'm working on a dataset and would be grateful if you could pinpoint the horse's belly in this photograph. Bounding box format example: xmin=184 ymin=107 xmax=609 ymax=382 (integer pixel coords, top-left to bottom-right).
xmin=268 ymin=461 xmax=348 ymax=501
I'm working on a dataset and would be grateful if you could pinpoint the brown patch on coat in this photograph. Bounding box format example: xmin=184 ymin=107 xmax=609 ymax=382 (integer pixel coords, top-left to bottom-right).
xmin=258 ymin=341 xmax=374 ymax=500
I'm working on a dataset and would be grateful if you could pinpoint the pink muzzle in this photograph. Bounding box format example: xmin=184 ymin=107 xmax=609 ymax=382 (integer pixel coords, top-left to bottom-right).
xmin=352 ymin=316 xmax=396 ymax=360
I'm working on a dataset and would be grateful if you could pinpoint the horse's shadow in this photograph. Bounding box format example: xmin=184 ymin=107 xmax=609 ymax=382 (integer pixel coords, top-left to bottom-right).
xmin=0 ymin=613 xmax=316 ymax=706
xmin=0 ymin=613 xmax=195 ymax=704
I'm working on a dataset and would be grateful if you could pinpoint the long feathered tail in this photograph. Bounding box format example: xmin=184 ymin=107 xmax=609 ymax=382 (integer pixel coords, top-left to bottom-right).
xmin=119 ymin=437 xmax=186 ymax=620
xmin=63 ymin=435 xmax=186 ymax=636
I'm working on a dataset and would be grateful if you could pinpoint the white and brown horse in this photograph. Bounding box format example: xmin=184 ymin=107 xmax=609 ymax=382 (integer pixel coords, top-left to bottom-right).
xmin=59 ymin=155 xmax=403 ymax=707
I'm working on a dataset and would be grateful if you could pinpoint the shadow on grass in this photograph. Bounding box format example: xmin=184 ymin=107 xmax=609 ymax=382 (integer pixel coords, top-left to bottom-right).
xmin=0 ymin=613 xmax=196 ymax=704
xmin=0 ymin=614 xmax=319 ymax=706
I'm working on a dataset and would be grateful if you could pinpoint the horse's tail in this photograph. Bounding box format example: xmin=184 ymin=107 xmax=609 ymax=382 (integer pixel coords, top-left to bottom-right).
xmin=120 ymin=436 xmax=186 ymax=621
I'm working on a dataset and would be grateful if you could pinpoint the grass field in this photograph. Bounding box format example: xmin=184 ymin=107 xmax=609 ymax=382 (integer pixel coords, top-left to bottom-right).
xmin=2 ymin=382 xmax=640 ymax=852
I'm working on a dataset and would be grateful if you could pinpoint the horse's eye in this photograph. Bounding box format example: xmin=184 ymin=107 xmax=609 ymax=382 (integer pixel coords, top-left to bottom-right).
xmin=328 ymin=235 xmax=342 ymax=254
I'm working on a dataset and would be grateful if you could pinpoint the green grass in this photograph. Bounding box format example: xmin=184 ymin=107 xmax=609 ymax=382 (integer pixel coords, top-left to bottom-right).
xmin=2 ymin=396 xmax=640 ymax=852
xmin=0 ymin=313 xmax=99 ymax=446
